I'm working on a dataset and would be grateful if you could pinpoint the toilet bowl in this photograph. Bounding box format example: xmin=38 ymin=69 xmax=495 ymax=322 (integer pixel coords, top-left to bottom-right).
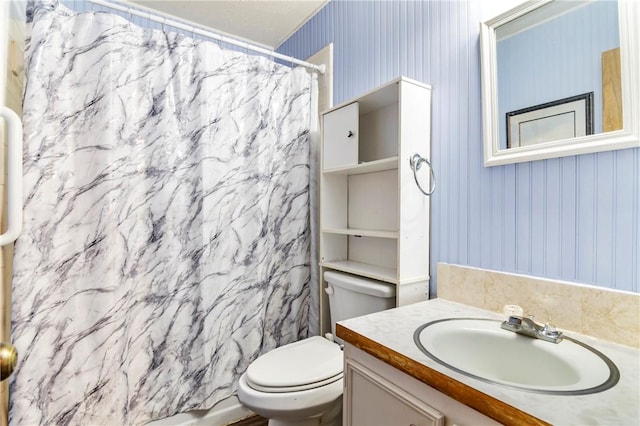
xmin=237 ymin=336 xmax=343 ymax=426
xmin=237 ymin=271 xmax=396 ymax=426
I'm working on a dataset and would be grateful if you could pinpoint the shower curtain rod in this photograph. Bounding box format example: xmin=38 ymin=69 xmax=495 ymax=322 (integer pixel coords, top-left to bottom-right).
xmin=85 ymin=0 xmax=326 ymax=74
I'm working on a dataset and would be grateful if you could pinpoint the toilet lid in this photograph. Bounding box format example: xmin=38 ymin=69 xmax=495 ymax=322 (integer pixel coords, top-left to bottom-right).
xmin=246 ymin=336 xmax=343 ymax=392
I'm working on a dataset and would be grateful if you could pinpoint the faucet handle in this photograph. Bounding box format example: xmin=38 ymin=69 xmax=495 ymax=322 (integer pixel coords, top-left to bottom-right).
xmin=542 ymin=323 xmax=562 ymax=339
xmin=507 ymin=315 xmax=522 ymax=326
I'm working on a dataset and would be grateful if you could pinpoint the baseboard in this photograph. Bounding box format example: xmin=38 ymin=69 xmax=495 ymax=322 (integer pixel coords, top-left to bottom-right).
xmin=147 ymin=395 xmax=255 ymax=426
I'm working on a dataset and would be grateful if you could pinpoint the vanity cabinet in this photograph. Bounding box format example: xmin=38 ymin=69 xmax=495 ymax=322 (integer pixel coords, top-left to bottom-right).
xmin=319 ymin=77 xmax=432 ymax=334
xmin=343 ymin=343 xmax=500 ymax=426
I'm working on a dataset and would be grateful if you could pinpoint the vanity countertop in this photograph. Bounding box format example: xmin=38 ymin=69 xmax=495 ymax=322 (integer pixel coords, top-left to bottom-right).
xmin=336 ymin=298 xmax=640 ymax=426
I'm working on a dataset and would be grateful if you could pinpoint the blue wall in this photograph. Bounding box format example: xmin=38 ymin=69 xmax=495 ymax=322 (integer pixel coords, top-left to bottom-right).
xmin=61 ymin=1 xmax=250 ymax=53
xmin=497 ymin=1 xmax=619 ymax=146
xmin=278 ymin=0 xmax=639 ymax=293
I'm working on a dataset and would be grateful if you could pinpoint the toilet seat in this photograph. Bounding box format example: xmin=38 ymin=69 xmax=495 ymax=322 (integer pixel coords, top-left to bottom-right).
xmin=245 ymin=336 xmax=343 ymax=393
xmin=246 ymin=371 xmax=343 ymax=393
xmin=237 ymin=372 xmax=344 ymax=421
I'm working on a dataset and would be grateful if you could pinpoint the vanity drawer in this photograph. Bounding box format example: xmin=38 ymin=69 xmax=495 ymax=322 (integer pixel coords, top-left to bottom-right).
xmin=343 ymin=343 xmax=500 ymax=426
xmin=345 ymin=358 xmax=444 ymax=426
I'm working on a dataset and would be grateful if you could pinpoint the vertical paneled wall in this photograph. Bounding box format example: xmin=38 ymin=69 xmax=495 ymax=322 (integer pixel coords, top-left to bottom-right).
xmin=497 ymin=1 xmax=619 ymax=143
xmin=62 ymin=1 xmax=251 ymax=53
xmin=278 ymin=0 xmax=639 ymax=294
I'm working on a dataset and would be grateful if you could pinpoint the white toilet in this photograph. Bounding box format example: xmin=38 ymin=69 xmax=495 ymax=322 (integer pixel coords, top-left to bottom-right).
xmin=237 ymin=271 xmax=396 ymax=426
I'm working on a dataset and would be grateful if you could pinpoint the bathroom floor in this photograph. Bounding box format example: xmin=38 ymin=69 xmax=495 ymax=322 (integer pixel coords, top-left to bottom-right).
xmin=228 ymin=415 xmax=268 ymax=426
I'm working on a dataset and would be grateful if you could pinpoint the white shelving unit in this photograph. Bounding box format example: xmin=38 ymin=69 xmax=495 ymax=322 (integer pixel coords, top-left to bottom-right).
xmin=319 ymin=77 xmax=432 ymax=334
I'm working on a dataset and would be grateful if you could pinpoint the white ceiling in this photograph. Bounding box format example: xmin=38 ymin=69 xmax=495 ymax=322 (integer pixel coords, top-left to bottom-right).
xmin=129 ymin=0 xmax=329 ymax=49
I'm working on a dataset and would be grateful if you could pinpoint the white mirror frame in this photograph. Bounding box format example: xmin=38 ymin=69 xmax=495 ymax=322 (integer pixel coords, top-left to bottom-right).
xmin=480 ymin=0 xmax=640 ymax=167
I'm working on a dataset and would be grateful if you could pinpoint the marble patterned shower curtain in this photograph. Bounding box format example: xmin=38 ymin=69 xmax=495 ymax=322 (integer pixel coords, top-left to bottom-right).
xmin=10 ymin=2 xmax=313 ymax=425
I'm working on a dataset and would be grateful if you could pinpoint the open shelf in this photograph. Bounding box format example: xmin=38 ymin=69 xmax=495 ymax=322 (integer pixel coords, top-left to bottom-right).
xmin=320 ymin=260 xmax=398 ymax=284
xmin=323 ymin=156 xmax=398 ymax=175
xmin=322 ymin=228 xmax=398 ymax=239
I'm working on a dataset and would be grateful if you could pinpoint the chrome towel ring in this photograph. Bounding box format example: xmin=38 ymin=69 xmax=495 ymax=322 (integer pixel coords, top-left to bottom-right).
xmin=409 ymin=153 xmax=435 ymax=196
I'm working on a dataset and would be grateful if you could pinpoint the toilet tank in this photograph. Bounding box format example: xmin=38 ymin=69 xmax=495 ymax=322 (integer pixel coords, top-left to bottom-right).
xmin=324 ymin=271 xmax=395 ymax=341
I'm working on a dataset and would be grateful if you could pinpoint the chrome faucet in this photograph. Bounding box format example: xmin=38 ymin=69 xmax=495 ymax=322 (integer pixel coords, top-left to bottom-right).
xmin=501 ymin=315 xmax=564 ymax=344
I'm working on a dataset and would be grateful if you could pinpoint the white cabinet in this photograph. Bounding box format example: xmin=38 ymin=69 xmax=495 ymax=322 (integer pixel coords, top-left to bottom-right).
xmin=347 ymin=358 xmax=445 ymax=426
xmin=319 ymin=77 xmax=432 ymax=333
xmin=323 ymin=102 xmax=359 ymax=170
xmin=343 ymin=343 xmax=500 ymax=426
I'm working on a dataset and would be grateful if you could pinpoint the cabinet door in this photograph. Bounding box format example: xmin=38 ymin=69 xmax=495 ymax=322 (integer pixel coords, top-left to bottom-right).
xmin=323 ymin=102 xmax=359 ymax=170
xmin=345 ymin=360 xmax=444 ymax=426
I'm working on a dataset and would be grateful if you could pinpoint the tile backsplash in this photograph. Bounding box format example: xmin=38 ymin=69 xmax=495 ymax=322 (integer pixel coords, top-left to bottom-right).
xmin=437 ymin=263 xmax=640 ymax=349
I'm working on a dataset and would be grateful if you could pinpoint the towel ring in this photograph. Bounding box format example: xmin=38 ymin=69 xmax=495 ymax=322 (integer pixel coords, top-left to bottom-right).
xmin=409 ymin=153 xmax=435 ymax=196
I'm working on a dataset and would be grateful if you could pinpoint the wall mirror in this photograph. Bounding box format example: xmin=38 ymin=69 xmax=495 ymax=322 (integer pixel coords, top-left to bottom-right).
xmin=480 ymin=0 xmax=639 ymax=167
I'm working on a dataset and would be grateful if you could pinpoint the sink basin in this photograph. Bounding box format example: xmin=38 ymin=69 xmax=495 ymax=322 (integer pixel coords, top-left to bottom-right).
xmin=414 ymin=318 xmax=619 ymax=395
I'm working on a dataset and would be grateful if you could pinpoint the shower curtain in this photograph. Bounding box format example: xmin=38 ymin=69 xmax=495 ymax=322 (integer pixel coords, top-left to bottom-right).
xmin=10 ymin=2 xmax=314 ymax=425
